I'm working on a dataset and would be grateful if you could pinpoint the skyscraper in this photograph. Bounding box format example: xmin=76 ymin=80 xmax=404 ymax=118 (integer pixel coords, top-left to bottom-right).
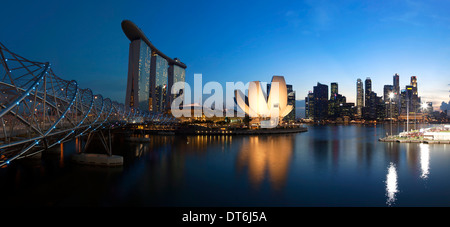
xmin=331 ymin=82 xmax=338 ymax=96
xmin=124 ymin=39 xmax=152 ymax=111
xmin=410 ymin=76 xmax=419 ymax=112
xmin=393 ymin=73 xmax=401 ymax=116
xmin=383 ymin=85 xmax=394 ymax=102
xmin=122 ymin=20 xmax=187 ymax=113
xmin=285 ymin=84 xmax=296 ymax=121
xmin=150 ymin=52 xmax=168 ymax=113
xmin=411 ymin=76 xmax=417 ymax=95
xmin=356 ymin=78 xmax=364 ymax=118
xmin=305 ymin=91 xmax=314 ymax=120
xmin=365 ymin=77 xmax=372 ymax=107
xmin=328 ymin=82 xmax=346 ymax=120
xmin=168 ymin=58 xmax=186 ymax=106
xmin=393 ymin=73 xmax=400 ymax=96
xmin=313 ymin=82 xmax=328 ymax=122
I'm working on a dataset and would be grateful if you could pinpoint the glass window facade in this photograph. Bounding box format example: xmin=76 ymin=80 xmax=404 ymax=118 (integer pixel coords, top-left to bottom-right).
xmin=172 ymin=64 xmax=185 ymax=99
xmin=138 ymin=41 xmax=152 ymax=111
xmin=153 ymin=54 xmax=168 ymax=112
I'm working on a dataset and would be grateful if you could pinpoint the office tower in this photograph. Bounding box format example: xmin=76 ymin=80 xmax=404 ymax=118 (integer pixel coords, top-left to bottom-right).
xmin=383 ymin=85 xmax=394 ymax=102
xmin=305 ymin=91 xmax=314 ymax=120
xmin=356 ymin=79 xmax=364 ymax=118
xmin=331 ymin=82 xmax=338 ymax=96
xmin=313 ymin=82 xmax=328 ymax=122
xmin=383 ymin=85 xmax=395 ymax=119
xmin=328 ymin=82 xmax=346 ymax=120
xmin=284 ymin=84 xmax=296 ymax=121
xmin=393 ymin=73 xmax=400 ymax=96
xmin=365 ymin=77 xmax=372 ymax=107
xmin=410 ymin=76 xmax=419 ymax=112
xmin=411 ymin=76 xmax=417 ymax=95
xmin=393 ymin=73 xmax=400 ymax=116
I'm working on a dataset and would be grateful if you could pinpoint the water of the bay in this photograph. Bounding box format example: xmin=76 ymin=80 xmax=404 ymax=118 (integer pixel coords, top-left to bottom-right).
xmin=1 ymin=123 xmax=449 ymax=207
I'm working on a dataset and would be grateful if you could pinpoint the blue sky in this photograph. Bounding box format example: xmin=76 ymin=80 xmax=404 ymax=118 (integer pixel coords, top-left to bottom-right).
xmin=1 ymin=0 xmax=449 ymax=110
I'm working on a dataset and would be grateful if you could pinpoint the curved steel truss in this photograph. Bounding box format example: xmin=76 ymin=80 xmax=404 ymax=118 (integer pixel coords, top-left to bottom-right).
xmin=0 ymin=43 xmax=158 ymax=166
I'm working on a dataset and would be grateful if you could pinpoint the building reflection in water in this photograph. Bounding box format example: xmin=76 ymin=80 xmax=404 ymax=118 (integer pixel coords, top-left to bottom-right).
xmin=385 ymin=162 xmax=398 ymax=206
xmin=236 ymin=135 xmax=294 ymax=191
xmin=420 ymin=143 xmax=430 ymax=179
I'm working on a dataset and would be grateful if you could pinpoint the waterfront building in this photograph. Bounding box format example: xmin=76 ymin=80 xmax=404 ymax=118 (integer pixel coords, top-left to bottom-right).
xmin=168 ymin=58 xmax=186 ymax=106
xmin=286 ymin=84 xmax=296 ymax=121
xmin=383 ymin=85 xmax=393 ymax=103
xmin=122 ymin=20 xmax=187 ymax=113
xmin=340 ymin=102 xmax=356 ymax=120
xmin=331 ymin=82 xmax=338 ymax=96
xmin=410 ymin=76 xmax=419 ymax=113
xmin=356 ymin=78 xmax=364 ymax=118
xmin=268 ymin=83 xmax=296 ymax=122
xmin=328 ymin=82 xmax=346 ymax=120
xmin=393 ymin=73 xmax=400 ymax=96
xmin=383 ymin=84 xmax=398 ymax=119
xmin=305 ymin=91 xmax=314 ymax=120
xmin=150 ymin=52 xmax=168 ymax=112
xmin=235 ymin=76 xmax=293 ymax=127
xmin=365 ymin=77 xmax=372 ymax=108
xmin=393 ymin=73 xmax=401 ymax=116
xmin=313 ymin=82 xmax=328 ymax=122
xmin=124 ymin=39 xmax=152 ymax=111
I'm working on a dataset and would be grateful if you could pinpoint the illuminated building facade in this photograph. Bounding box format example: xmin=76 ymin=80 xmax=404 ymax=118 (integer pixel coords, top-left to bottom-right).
xmin=356 ymin=78 xmax=364 ymax=118
xmin=122 ymin=20 xmax=186 ymax=113
xmin=235 ymin=76 xmax=293 ymax=126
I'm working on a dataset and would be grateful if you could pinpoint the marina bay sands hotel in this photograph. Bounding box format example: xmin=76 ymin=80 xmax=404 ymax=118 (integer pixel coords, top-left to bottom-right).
xmin=122 ymin=20 xmax=186 ymax=113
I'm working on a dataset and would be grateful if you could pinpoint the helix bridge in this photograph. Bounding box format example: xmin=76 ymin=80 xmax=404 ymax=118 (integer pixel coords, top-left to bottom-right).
xmin=0 ymin=42 xmax=177 ymax=167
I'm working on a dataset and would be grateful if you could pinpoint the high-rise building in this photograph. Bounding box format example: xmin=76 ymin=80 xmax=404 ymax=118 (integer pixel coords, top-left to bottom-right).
xmin=383 ymin=85 xmax=393 ymax=103
xmin=331 ymin=82 xmax=338 ymax=96
xmin=313 ymin=82 xmax=328 ymax=122
xmin=122 ymin=20 xmax=187 ymax=113
xmin=356 ymin=78 xmax=364 ymax=118
xmin=124 ymin=39 xmax=152 ymax=111
xmin=328 ymin=82 xmax=346 ymax=120
xmin=305 ymin=91 xmax=314 ymax=120
xmin=410 ymin=76 xmax=419 ymax=113
xmin=393 ymin=73 xmax=401 ymax=116
xmin=411 ymin=76 xmax=417 ymax=95
xmin=383 ymin=85 xmax=396 ymax=119
xmin=150 ymin=52 xmax=168 ymax=113
xmin=365 ymin=77 xmax=372 ymax=107
xmin=393 ymin=73 xmax=400 ymax=96
xmin=404 ymin=85 xmax=414 ymax=114
xmin=285 ymin=84 xmax=296 ymax=121
xmin=168 ymin=58 xmax=186 ymax=106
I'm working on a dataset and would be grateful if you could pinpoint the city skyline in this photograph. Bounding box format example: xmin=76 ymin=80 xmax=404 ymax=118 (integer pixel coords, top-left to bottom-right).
xmin=1 ymin=0 xmax=449 ymax=111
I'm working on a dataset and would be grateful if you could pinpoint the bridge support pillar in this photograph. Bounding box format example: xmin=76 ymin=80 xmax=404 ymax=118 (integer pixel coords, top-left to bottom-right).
xmin=72 ymin=129 xmax=123 ymax=166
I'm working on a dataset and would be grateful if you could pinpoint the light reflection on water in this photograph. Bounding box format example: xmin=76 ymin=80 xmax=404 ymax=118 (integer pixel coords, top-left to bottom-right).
xmin=236 ymin=135 xmax=294 ymax=191
xmin=386 ymin=162 xmax=398 ymax=206
xmin=420 ymin=143 xmax=430 ymax=179
xmin=0 ymin=124 xmax=449 ymax=206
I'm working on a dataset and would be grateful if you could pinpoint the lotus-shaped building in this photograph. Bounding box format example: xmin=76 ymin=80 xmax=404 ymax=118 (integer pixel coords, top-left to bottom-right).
xmin=235 ymin=76 xmax=293 ymax=127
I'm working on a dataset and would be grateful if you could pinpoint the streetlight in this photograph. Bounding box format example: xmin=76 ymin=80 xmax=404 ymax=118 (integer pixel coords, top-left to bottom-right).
xmin=389 ymin=92 xmax=395 ymax=136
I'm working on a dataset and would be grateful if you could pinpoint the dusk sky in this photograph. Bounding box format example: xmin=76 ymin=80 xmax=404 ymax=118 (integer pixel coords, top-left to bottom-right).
xmin=1 ymin=0 xmax=449 ymax=110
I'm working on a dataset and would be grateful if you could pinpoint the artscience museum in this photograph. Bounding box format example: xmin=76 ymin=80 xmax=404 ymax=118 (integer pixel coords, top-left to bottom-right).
xmin=235 ymin=76 xmax=294 ymax=128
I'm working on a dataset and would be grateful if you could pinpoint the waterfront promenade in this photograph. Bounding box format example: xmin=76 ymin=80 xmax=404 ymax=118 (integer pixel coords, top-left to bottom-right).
xmin=379 ymin=125 xmax=450 ymax=144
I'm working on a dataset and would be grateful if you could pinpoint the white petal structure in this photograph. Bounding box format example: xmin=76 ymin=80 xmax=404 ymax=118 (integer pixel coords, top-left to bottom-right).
xmin=235 ymin=76 xmax=293 ymax=120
